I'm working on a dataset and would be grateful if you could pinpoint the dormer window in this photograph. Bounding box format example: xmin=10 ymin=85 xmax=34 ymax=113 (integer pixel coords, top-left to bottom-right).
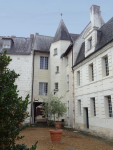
xmin=88 ymin=38 xmax=92 ymax=49
xmin=3 ymin=40 xmax=11 ymax=48
xmin=2 ymin=38 xmax=13 ymax=49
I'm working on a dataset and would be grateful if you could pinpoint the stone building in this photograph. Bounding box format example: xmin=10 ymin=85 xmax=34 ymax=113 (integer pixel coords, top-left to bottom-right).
xmin=0 ymin=4 xmax=113 ymax=138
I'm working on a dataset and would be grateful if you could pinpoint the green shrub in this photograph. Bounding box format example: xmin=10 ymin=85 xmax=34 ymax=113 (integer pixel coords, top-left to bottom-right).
xmin=0 ymin=51 xmax=38 ymax=150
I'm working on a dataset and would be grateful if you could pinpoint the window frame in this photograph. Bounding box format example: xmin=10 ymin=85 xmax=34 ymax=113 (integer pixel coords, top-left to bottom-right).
xmin=56 ymin=66 xmax=59 ymax=73
xmin=54 ymin=48 xmax=57 ymax=55
xmin=102 ymin=55 xmax=109 ymax=77
xmin=89 ymin=63 xmax=94 ymax=82
xmin=78 ymin=100 xmax=81 ymax=116
xmin=108 ymin=96 xmax=113 ymax=118
xmin=77 ymin=71 xmax=80 ymax=86
xmin=3 ymin=40 xmax=11 ymax=49
xmin=55 ymin=83 xmax=58 ymax=91
xmin=39 ymin=82 xmax=48 ymax=96
xmin=40 ymin=56 xmax=48 ymax=70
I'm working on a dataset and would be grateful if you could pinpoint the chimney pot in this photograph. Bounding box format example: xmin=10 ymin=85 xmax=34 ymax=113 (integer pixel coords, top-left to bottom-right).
xmin=30 ymin=34 xmax=34 ymax=38
xmin=11 ymin=35 xmax=16 ymax=37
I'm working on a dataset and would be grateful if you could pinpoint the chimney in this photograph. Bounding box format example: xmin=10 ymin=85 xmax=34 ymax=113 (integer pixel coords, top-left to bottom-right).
xmin=11 ymin=35 xmax=16 ymax=37
xmin=90 ymin=5 xmax=104 ymax=28
xmin=30 ymin=34 xmax=34 ymax=38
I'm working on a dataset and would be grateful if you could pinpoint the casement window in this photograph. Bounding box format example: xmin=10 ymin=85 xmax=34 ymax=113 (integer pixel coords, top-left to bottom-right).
xmin=56 ymin=66 xmax=59 ymax=73
xmin=40 ymin=56 xmax=48 ymax=70
xmin=105 ymin=57 xmax=109 ymax=76
xmin=93 ymin=98 xmax=96 ymax=116
xmin=3 ymin=40 xmax=11 ymax=48
xmin=78 ymin=100 xmax=81 ymax=116
xmin=66 ymin=57 xmax=68 ymax=66
xmin=55 ymin=83 xmax=58 ymax=90
xmin=90 ymin=98 xmax=96 ymax=117
xmin=77 ymin=71 xmax=80 ymax=86
xmin=102 ymin=55 xmax=109 ymax=77
xmin=67 ymin=75 xmax=69 ymax=90
xmin=54 ymin=48 xmax=57 ymax=55
xmin=89 ymin=63 xmax=94 ymax=81
xmin=89 ymin=38 xmax=92 ymax=49
xmin=39 ymin=83 xmax=48 ymax=96
xmin=108 ymin=96 xmax=112 ymax=117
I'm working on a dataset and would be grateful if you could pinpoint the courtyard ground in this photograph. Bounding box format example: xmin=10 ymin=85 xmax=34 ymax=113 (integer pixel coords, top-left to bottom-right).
xmin=16 ymin=126 xmax=113 ymax=150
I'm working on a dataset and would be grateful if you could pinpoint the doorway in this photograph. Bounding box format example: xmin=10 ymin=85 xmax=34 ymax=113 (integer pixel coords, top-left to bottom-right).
xmin=83 ymin=107 xmax=89 ymax=129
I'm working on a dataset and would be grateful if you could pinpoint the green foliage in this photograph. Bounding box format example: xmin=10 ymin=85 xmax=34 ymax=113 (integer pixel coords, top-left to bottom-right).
xmin=0 ymin=51 xmax=38 ymax=150
xmin=40 ymin=93 xmax=67 ymax=123
xmin=11 ymin=141 xmax=38 ymax=150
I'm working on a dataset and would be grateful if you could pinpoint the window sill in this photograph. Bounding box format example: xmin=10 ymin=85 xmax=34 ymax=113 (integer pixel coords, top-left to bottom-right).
xmin=39 ymin=95 xmax=47 ymax=96
xmin=53 ymin=54 xmax=58 ymax=56
xmin=54 ymin=89 xmax=59 ymax=91
xmin=55 ymin=72 xmax=59 ymax=74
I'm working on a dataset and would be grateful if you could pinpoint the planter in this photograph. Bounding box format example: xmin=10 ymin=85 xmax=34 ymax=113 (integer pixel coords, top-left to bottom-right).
xmin=49 ymin=129 xmax=63 ymax=143
xmin=55 ymin=122 xmax=62 ymax=129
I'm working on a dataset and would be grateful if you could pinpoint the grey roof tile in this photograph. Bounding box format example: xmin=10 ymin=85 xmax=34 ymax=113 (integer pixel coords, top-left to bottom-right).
xmin=75 ymin=42 xmax=85 ymax=65
xmin=70 ymin=33 xmax=79 ymax=42
xmin=54 ymin=19 xmax=72 ymax=42
xmin=34 ymin=33 xmax=53 ymax=52
xmin=0 ymin=37 xmax=32 ymax=54
xmin=95 ymin=17 xmax=113 ymax=51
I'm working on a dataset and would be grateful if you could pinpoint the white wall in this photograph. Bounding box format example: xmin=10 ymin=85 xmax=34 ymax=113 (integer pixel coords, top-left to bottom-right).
xmin=7 ymin=53 xmax=32 ymax=124
xmin=73 ymin=42 xmax=113 ymax=138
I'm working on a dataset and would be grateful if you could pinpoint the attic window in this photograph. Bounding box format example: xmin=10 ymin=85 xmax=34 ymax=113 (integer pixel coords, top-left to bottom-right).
xmin=3 ymin=40 xmax=11 ymax=49
xmin=88 ymin=38 xmax=92 ymax=49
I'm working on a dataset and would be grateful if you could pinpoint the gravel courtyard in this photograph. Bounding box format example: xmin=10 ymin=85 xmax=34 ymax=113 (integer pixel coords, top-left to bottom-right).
xmin=16 ymin=128 xmax=113 ymax=150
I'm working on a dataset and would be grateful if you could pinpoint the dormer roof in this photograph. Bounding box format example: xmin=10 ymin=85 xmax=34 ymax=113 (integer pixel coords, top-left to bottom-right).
xmin=54 ymin=19 xmax=72 ymax=43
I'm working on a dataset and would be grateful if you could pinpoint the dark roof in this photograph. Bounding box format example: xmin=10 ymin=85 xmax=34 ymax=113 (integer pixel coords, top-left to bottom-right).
xmin=0 ymin=37 xmax=32 ymax=54
xmin=54 ymin=19 xmax=72 ymax=42
xmin=34 ymin=33 xmax=53 ymax=52
xmin=61 ymin=44 xmax=73 ymax=58
xmin=95 ymin=17 xmax=113 ymax=51
xmin=75 ymin=42 xmax=85 ymax=65
xmin=73 ymin=17 xmax=113 ymax=67
xmin=70 ymin=34 xmax=79 ymax=42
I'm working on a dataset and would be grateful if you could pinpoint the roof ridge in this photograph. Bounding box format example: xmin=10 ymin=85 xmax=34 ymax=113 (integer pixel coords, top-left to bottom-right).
xmin=36 ymin=34 xmax=53 ymax=38
xmin=70 ymin=33 xmax=79 ymax=35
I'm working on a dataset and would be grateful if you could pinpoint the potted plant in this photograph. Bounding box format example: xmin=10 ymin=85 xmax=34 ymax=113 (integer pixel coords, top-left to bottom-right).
xmin=40 ymin=93 xmax=67 ymax=142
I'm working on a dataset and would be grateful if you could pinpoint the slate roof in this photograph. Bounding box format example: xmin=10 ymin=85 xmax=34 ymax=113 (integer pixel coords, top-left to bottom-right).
xmin=75 ymin=42 xmax=85 ymax=65
xmin=73 ymin=17 xmax=113 ymax=67
xmin=95 ymin=17 xmax=113 ymax=51
xmin=34 ymin=33 xmax=54 ymax=52
xmin=54 ymin=19 xmax=72 ymax=42
xmin=70 ymin=33 xmax=79 ymax=42
xmin=0 ymin=37 xmax=32 ymax=54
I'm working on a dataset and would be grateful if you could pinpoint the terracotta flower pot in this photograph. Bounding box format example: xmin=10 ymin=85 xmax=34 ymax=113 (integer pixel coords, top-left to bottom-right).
xmin=49 ymin=129 xmax=63 ymax=143
xmin=55 ymin=122 xmax=62 ymax=129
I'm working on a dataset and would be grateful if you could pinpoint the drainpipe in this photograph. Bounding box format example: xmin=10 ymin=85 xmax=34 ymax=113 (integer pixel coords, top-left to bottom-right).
xmin=31 ymin=48 xmax=35 ymax=124
xmin=72 ymin=47 xmax=75 ymax=128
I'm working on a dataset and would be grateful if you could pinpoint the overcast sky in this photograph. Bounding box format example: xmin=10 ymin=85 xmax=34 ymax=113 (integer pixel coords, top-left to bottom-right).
xmin=0 ymin=0 xmax=113 ymax=37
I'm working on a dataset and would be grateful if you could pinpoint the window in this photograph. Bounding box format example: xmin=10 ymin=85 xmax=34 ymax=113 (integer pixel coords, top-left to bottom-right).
xmin=78 ymin=100 xmax=81 ymax=116
xmin=55 ymin=83 xmax=58 ymax=90
xmin=108 ymin=96 xmax=112 ymax=117
xmin=93 ymin=98 xmax=96 ymax=116
xmin=66 ymin=57 xmax=68 ymax=66
xmin=67 ymin=75 xmax=69 ymax=91
xmin=77 ymin=71 xmax=80 ymax=86
xmin=90 ymin=98 xmax=96 ymax=117
xmin=89 ymin=38 xmax=92 ymax=49
xmin=54 ymin=48 xmax=57 ymax=55
xmin=39 ymin=83 xmax=48 ymax=96
xmin=105 ymin=57 xmax=109 ymax=76
xmin=3 ymin=40 xmax=11 ymax=48
xmin=56 ymin=66 xmax=59 ymax=73
xmin=40 ymin=57 xmax=48 ymax=70
xmin=102 ymin=55 xmax=109 ymax=77
xmin=89 ymin=64 xmax=94 ymax=81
